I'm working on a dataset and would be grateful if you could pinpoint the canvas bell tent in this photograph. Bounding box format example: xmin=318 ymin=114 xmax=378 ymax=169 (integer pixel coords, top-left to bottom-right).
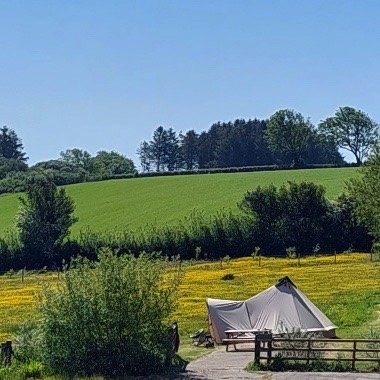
xmin=207 ymin=276 xmax=336 ymax=344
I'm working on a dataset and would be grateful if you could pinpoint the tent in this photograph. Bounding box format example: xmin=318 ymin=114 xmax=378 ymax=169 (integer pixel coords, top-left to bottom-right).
xmin=207 ymin=276 xmax=336 ymax=344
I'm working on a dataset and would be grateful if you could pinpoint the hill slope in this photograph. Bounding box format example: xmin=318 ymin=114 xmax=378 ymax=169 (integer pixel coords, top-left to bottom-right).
xmin=0 ymin=167 xmax=359 ymax=236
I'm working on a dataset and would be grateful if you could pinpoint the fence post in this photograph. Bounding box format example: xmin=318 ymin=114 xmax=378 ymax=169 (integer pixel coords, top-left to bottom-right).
xmin=334 ymin=251 xmax=337 ymax=264
xmin=267 ymin=337 xmax=272 ymax=364
xmin=0 ymin=341 xmax=12 ymax=366
xmin=306 ymin=338 xmax=311 ymax=365
xmin=352 ymin=341 xmax=356 ymax=371
xmin=21 ymin=268 xmax=25 ymax=283
xmin=254 ymin=335 xmax=261 ymax=365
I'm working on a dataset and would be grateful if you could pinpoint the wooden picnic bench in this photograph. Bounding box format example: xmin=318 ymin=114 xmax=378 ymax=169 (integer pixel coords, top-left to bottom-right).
xmin=222 ymin=329 xmax=271 ymax=351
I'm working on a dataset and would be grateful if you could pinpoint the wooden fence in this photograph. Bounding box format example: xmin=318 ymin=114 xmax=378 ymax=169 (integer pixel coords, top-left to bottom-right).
xmin=254 ymin=334 xmax=380 ymax=370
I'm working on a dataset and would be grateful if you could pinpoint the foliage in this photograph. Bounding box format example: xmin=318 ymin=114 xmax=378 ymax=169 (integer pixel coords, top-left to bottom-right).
xmin=238 ymin=181 xmax=333 ymax=255
xmin=332 ymin=193 xmax=372 ymax=252
xmin=362 ymin=327 xmax=380 ymax=366
xmin=19 ymin=360 xmax=44 ymax=379
xmin=0 ymin=231 xmax=24 ymax=270
xmin=0 ymin=126 xmax=27 ymax=162
xmin=93 ymin=150 xmax=136 ymax=175
xmin=319 ymin=106 xmax=379 ymax=164
xmin=16 ymin=176 xmax=78 ymax=267
xmin=59 ymin=148 xmax=94 ymax=172
xmin=246 ymin=355 xmax=351 ymax=372
xmin=347 ymin=148 xmax=380 ymax=241
xmin=265 ymin=109 xmax=314 ymax=167
xmin=198 ymin=119 xmax=274 ymax=168
xmin=139 ymin=118 xmax=342 ymax=172
xmin=285 ymin=246 xmax=297 ymax=259
xmin=138 ymin=126 xmax=181 ymax=172
xmin=36 ymin=249 xmax=183 ymax=377
xmin=180 ymin=130 xmax=199 ymax=170
xmin=0 ymin=158 xmax=28 ymax=180
xmin=0 ymin=366 xmax=18 ymax=380
xmin=221 ymin=273 xmax=234 ymax=280
xmin=13 ymin=322 xmax=43 ymax=364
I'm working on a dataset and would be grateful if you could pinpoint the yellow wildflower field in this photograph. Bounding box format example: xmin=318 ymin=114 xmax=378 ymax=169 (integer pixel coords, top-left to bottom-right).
xmin=0 ymin=254 xmax=378 ymax=344
xmin=174 ymin=253 xmax=380 ymax=338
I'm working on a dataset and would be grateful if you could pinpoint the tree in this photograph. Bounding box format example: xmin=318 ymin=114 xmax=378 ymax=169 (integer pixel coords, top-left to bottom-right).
xmin=137 ymin=141 xmax=152 ymax=172
xmin=150 ymin=126 xmax=167 ymax=172
xmin=0 ymin=157 xmax=28 ymax=180
xmin=164 ymin=128 xmax=180 ymax=171
xmin=347 ymin=147 xmax=380 ymax=240
xmin=179 ymin=130 xmax=199 ymax=170
xmin=93 ymin=151 xmax=135 ymax=176
xmin=0 ymin=126 xmax=27 ymax=161
xmin=36 ymin=250 xmax=182 ymax=377
xmin=303 ymin=131 xmax=344 ymax=165
xmin=59 ymin=148 xmax=93 ymax=172
xmin=265 ymin=109 xmax=314 ymax=167
xmin=239 ymin=181 xmax=332 ymax=254
xmin=319 ymin=106 xmax=379 ymax=165
xmin=140 ymin=127 xmax=181 ymax=172
xmin=16 ymin=176 xmax=78 ymax=266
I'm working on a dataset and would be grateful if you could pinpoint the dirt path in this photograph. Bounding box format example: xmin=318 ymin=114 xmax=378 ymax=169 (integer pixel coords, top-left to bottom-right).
xmin=180 ymin=345 xmax=380 ymax=380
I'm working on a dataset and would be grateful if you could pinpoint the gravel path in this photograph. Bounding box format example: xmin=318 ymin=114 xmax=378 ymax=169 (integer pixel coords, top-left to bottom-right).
xmin=179 ymin=346 xmax=380 ymax=380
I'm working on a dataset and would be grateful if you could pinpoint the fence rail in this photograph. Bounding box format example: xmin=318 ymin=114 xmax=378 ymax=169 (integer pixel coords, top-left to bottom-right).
xmin=254 ymin=334 xmax=380 ymax=370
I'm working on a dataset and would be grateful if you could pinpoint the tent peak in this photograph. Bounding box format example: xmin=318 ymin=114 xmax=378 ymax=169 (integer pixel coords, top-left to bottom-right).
xmin=276 ymin=276 xmax=297 ymax=288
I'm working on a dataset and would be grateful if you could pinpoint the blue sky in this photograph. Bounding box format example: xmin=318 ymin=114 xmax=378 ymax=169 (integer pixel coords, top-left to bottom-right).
xmin=1 ymin=0 xmax=379 ymax=166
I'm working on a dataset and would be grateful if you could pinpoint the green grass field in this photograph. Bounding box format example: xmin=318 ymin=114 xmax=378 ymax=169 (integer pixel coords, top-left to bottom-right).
xmin=0 ymin=167 xmax=360 ymax=236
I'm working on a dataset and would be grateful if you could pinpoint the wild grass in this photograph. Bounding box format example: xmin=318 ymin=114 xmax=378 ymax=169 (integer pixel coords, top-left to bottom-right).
xmin=0 ymin=167 xmax=359 ymax=236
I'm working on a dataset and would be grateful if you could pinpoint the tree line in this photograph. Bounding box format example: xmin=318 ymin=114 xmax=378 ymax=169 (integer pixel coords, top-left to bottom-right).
xmin=138 ymin=107 xmax=379 ymax=171
xmin=0 ymin=126 xmax=136 ymax=194
xmin=1 ymin=106 xmax=379 ymax=195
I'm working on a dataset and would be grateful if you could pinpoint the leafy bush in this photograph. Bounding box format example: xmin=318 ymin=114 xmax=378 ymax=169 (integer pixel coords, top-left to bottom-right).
xmin=0 ymin=367 xmax=18 ymax=380
xmin=13 ymin=322 xmax=43 ymax=364
xmin=20 ymin=361 xmax=44 ymax=379
xmin=221 ymin=273 xmax=234 ymax=280
xmin=36 ymin=249 xmax=183 ymax=377
xmin=247 ymin=355 xmax=351 ymax=372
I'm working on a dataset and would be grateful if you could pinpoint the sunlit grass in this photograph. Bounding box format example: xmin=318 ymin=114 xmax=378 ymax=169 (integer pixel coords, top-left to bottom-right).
xmin=0 ymin=167 xmax=359 ymax=236
xmin=174 ymin=253 xmax=380 ymax=341
xmin=0 ymin=253 xmax=378 ymax=360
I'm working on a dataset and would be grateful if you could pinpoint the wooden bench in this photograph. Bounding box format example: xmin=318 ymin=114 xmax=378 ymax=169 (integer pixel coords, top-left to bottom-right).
xmin=222 ymin=337 xmax=256 ymax=351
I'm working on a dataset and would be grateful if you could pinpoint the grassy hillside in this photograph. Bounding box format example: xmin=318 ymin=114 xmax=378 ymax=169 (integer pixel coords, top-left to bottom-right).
xmin=0 ymin=167 xmax=359 ymax=236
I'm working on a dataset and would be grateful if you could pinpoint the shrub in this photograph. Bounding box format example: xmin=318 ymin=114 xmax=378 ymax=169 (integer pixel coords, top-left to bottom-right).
xmin=16 ymin=175 xmax=77 ymax=267
xmin=20 ymin=361 xmax=44 ymax=380
xmin=247 ymin=355 xmax=351 ymax=372
xmin=221 ymin=273 xmax=234 ymax=281
xmin=13 ymin=322 xmax=43 ymax=364
xmin=36 ymin=249 xmax=183 ymax=377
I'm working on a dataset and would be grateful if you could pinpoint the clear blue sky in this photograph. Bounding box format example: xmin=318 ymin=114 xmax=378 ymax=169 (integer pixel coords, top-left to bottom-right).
xmin=1 ymin=0 xmax=379 ymax=166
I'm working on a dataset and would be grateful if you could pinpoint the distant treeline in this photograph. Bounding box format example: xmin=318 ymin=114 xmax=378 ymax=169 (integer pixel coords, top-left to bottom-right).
xmin=138 ymin=118 xmax=344 ymax=172
xmin=1 ymin=106 xmax=379 ymax=194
